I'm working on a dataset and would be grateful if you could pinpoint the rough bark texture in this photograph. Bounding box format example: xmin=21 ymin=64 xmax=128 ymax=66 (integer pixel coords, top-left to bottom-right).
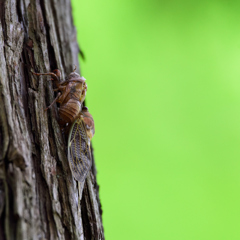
xmin=0 ymin=0 xmax=104 ymax=239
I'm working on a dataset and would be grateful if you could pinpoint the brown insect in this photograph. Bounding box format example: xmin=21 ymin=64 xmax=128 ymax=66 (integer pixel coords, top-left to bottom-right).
xmin=68 ymin=106 xmax=95 ymax=182
xmin=32 ymin=68 xmax=95 ymax=183
xmin=32 ymin=67 xmax=87 ymax=130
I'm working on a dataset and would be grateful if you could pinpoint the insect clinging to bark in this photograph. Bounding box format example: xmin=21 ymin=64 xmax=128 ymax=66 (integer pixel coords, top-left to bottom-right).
xmin=32 ymin=68 xmax=95 ymax=184
xmin=32 ymin=67 xmax=87 ymax=130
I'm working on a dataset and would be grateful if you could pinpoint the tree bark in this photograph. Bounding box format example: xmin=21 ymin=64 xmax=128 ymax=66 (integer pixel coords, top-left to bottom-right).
xmin=0 ymin=0 xmax=104 ymax=239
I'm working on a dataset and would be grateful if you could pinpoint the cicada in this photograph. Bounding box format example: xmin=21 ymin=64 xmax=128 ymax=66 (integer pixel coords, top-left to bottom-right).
xmin=68 ymin=106 xmax=95 ymax=182
xmin=32 ymin=68 xmax=94 ymax=183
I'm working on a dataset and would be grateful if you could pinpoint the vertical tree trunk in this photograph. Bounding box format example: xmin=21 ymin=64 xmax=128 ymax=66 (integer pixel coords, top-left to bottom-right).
xmin=0 ymin=0 xmax=104 ymax=239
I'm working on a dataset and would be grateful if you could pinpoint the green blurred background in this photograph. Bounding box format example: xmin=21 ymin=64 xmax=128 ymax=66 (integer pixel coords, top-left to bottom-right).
xmin=71 ymin=1 xmax=240 ymax=239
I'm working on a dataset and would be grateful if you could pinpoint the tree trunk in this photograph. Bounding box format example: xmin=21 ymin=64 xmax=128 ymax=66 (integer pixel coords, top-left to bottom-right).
xmin=0 ymin=0 xmax=104 ymax=239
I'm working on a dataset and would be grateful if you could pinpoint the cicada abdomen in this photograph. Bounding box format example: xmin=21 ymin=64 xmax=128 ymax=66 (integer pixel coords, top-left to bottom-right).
xmin=68 ymin=107 xmax=94 ymax=182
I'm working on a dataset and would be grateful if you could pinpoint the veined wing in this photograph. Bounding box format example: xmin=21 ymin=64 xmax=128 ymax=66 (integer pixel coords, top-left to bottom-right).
xmin=68 ymin=117 xmax=92 ymax=182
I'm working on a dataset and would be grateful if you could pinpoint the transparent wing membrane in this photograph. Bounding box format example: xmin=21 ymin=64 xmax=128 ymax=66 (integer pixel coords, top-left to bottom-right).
xmin=68 ymin=118 xmax=92 ymax=182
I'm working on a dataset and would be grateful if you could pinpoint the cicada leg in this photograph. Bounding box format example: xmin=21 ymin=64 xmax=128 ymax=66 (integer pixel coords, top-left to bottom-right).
xmin=31 ymin=70 xmax=61 ymax=87
xmin=44 ymin=92 xmax=61 ymax=111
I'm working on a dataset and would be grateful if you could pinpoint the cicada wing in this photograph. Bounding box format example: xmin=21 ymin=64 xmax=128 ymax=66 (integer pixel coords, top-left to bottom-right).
xmin=68 ymin=118 xmax=92 ymax=182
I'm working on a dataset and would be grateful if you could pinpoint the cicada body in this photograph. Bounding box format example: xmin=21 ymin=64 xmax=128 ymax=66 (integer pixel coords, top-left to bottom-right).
xmin=68 ymin=107 xmax=95 ymax=182
xmin=32 ymin=68 xmax=95 ymax=183
xmin=32 ymin=67 xmax=87 ymax=130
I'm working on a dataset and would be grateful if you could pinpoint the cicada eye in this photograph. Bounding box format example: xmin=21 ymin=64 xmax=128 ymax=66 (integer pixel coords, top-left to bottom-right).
xmin=82 ymin=106 xmax=88 ymax=112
